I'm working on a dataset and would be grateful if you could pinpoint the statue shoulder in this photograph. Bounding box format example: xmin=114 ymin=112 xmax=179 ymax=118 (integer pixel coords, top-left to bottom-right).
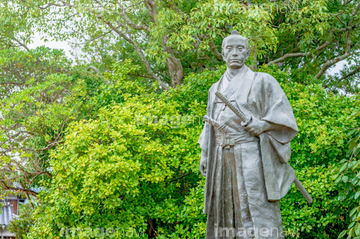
xmin=254 ymin=72 xmax=282 ymax=88
xmin=208 ymin=76 xmax=223 ymax=93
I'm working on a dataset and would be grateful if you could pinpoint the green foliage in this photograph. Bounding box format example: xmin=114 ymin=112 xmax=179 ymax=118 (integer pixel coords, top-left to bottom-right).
xmin=0 ymin=72 xmax=87 ymax=188
xmin=0 ymin=47 xmax=102 ymax=197
xmin=0 ymin=47 xmax=70 ymax=98
xmin=25 ymin=62 xmax=216 ymax=238
xmin=8 ymin=204 xmax=34 ymax=239
xmin=21 ymin=64 xmax=359 ymax=238
xmin=0 ymin=1 xmax=33 ymax=49
xmin=3 ymin=0 xmax=359 ymax=90
xmin=0 ymin=2 xmax=359 ymax=237
xmin=333 ymin=109 xmax=360 ymax=239
xmin=165 ymin=0 xmax=278 ymax=55
xmin=260 ymin=65 xmax=359 ymax=238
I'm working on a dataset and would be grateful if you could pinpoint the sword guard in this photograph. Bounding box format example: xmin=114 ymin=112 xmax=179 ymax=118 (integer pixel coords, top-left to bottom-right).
xmin=241 ymin=116 xmax=253 ymax=127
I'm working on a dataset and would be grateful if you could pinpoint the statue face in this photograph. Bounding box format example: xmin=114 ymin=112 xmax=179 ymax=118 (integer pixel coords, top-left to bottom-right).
xmin=222 ymin=36 xmax=250 ymax=69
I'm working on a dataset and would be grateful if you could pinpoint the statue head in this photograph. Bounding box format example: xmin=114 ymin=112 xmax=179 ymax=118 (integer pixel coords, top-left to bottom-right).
xmin=222 ymin=31 xmax=251 ymax=69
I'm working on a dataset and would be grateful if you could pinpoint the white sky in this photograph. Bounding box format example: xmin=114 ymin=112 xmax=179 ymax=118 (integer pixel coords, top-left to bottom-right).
xmin=28 ymin=35 xmax=73 ymax=58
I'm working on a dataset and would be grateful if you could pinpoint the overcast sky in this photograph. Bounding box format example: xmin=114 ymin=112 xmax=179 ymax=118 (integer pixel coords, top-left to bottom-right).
xmin=28 ymin=34 xmax=73 ymax=58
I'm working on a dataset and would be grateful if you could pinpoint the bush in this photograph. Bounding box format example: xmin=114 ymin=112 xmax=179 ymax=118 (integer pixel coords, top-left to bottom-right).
xmin=27 ymin=64 xmax=359 ymax=238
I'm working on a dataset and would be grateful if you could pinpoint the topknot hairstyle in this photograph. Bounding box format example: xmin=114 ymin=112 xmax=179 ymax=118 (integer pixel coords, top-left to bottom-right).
xmin=221 ymin=30 xmax=249 ymax=50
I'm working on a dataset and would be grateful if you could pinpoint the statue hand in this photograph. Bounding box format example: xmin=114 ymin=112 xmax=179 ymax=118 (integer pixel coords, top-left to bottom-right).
xmin=242 ymin=117 xmax=271 ymax=137
xmin=200 ymin=150 xmax=207 ymax=177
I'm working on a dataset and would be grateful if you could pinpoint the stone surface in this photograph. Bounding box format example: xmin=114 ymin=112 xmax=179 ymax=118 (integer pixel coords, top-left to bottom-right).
xmin=198 ymin=31 xmax=300 ymax=239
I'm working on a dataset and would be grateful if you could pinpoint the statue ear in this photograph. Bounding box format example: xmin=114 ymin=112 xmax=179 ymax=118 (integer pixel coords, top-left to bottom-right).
xmin=246 ymin=49 xmax=251 ymax=60
xmin=222 ymin=50 xmax=226 ymax=61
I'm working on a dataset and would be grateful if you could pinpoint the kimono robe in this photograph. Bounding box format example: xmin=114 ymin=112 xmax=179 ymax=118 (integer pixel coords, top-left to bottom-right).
xmin=198 ymin=66 xmax=298 ymax=239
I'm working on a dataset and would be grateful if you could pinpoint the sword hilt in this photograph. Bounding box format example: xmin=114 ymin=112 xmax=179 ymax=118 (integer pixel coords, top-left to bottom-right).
xmin=215 ymin=91 xmax=251 ymax=125
xmin=203 ymin=115 xmax=228 ymax=132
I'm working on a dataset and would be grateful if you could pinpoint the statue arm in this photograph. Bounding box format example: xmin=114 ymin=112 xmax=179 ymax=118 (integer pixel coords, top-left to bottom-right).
xmin=243 ymin=117 xmax=285 ymax=137
xmin=199 ymin=88 xmax=215 ymax=177
xmin=262 ymin=120 xmax=285 ymax=132
xmin=257 ymin=74 xmax=298 ymax=143
xmin=200 ymin=149 xmax=207 ymax=177
xmin=242 ymin=74 xmax=297 ymax=138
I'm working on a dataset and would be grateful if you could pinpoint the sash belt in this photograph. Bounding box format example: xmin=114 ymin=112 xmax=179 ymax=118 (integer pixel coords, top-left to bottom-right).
xmin=215 ymin=132 xmax=259 ymax=149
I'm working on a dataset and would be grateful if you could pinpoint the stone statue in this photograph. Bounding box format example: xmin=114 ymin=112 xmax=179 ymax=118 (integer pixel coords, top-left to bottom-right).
xmin=198 ymin=31 xmax=311 ymax=239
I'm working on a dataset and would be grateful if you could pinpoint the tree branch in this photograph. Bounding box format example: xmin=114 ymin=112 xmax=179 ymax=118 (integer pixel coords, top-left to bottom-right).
xmin=209 ymin=41 xmax=223 ymax=61
xmin=239 ymin=0 xmax=251 ymax=7
xmin=12 ymin=38 xmax=30 ymax=51
xmin=57 ymin=0 xmax=76 ymax=8
xmin=20 ymin=182 xmax=34 ymax=209
xmin=87 ymin=65 xmax=105 ymax=80
xmin=39 ymin=3 xmax=67 ymax=10
xmin=102 ymin=20 xmax=169 ymax=90
xmin=339 ymin=65 xmax=360 ymax=81
xmin=74 ymin=2 xmax=169 ymax=90
xmin=267 ymin=28 xmax=334 ymax=67
xmin=167 ymin=172 xmax=193 ymax=183
xmin=316 ymin=28 xmax=335 ymax=52
xmin=315 ymin=52 xmax=351 ymax=79
xmin=316 ymin=42 xmax=330 ymax=51
xmin=0 ymin=82 xmax=26 ymax=86
xmin=145 ymin=0 xmax=183 ymax=87
xmin=0 ymin=181 xmax=38 ymax=196
xmin=267 ymin=52 xmax=310 ymax=66
xmin=87 ymin=65 xmax=101 ymax=74
xmin=144 ymin=0 xmax=157 ymax=21
xmin=120 ymin=5 xmax=149 ymax=31
xmin=335 ymin=15 xmax=347 ymax=27
xmin=349 ymin=2 xmax=360 ymax=26
xmin=173 ymin=4 xmax=220 ymax=64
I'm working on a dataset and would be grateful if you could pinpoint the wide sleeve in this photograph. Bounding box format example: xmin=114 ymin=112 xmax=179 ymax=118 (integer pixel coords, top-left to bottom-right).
xmin=256 ymin=74 xmax=297 ymax=200
xmin=198 ymin=123 xmax=210 ymax=153
xmin=198 ymin=88 xmax=212 ymax=154
xmin=260 ymin=74 xmax=298 ymax=144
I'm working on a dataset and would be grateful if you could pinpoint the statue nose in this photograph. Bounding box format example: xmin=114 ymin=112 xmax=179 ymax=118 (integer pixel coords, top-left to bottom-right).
xmin=232 ymin=49 xmax=239 ymax=57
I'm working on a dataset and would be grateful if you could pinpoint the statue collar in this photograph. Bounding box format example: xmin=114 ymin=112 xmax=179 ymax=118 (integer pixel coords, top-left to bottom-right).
xmin=217 ymin=65 xmax=253 ymax=101
xmin=224 ymin=65 xmax=248 ymax=81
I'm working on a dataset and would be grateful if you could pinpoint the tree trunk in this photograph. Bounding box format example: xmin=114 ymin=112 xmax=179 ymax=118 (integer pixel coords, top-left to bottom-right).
xmin=162 ymin=36 xmax=183 ymax=87
xmin=167 ymin=56 xmax=184 ymax=87
xmin=145 ymin=0 xmax=184 ymax=88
